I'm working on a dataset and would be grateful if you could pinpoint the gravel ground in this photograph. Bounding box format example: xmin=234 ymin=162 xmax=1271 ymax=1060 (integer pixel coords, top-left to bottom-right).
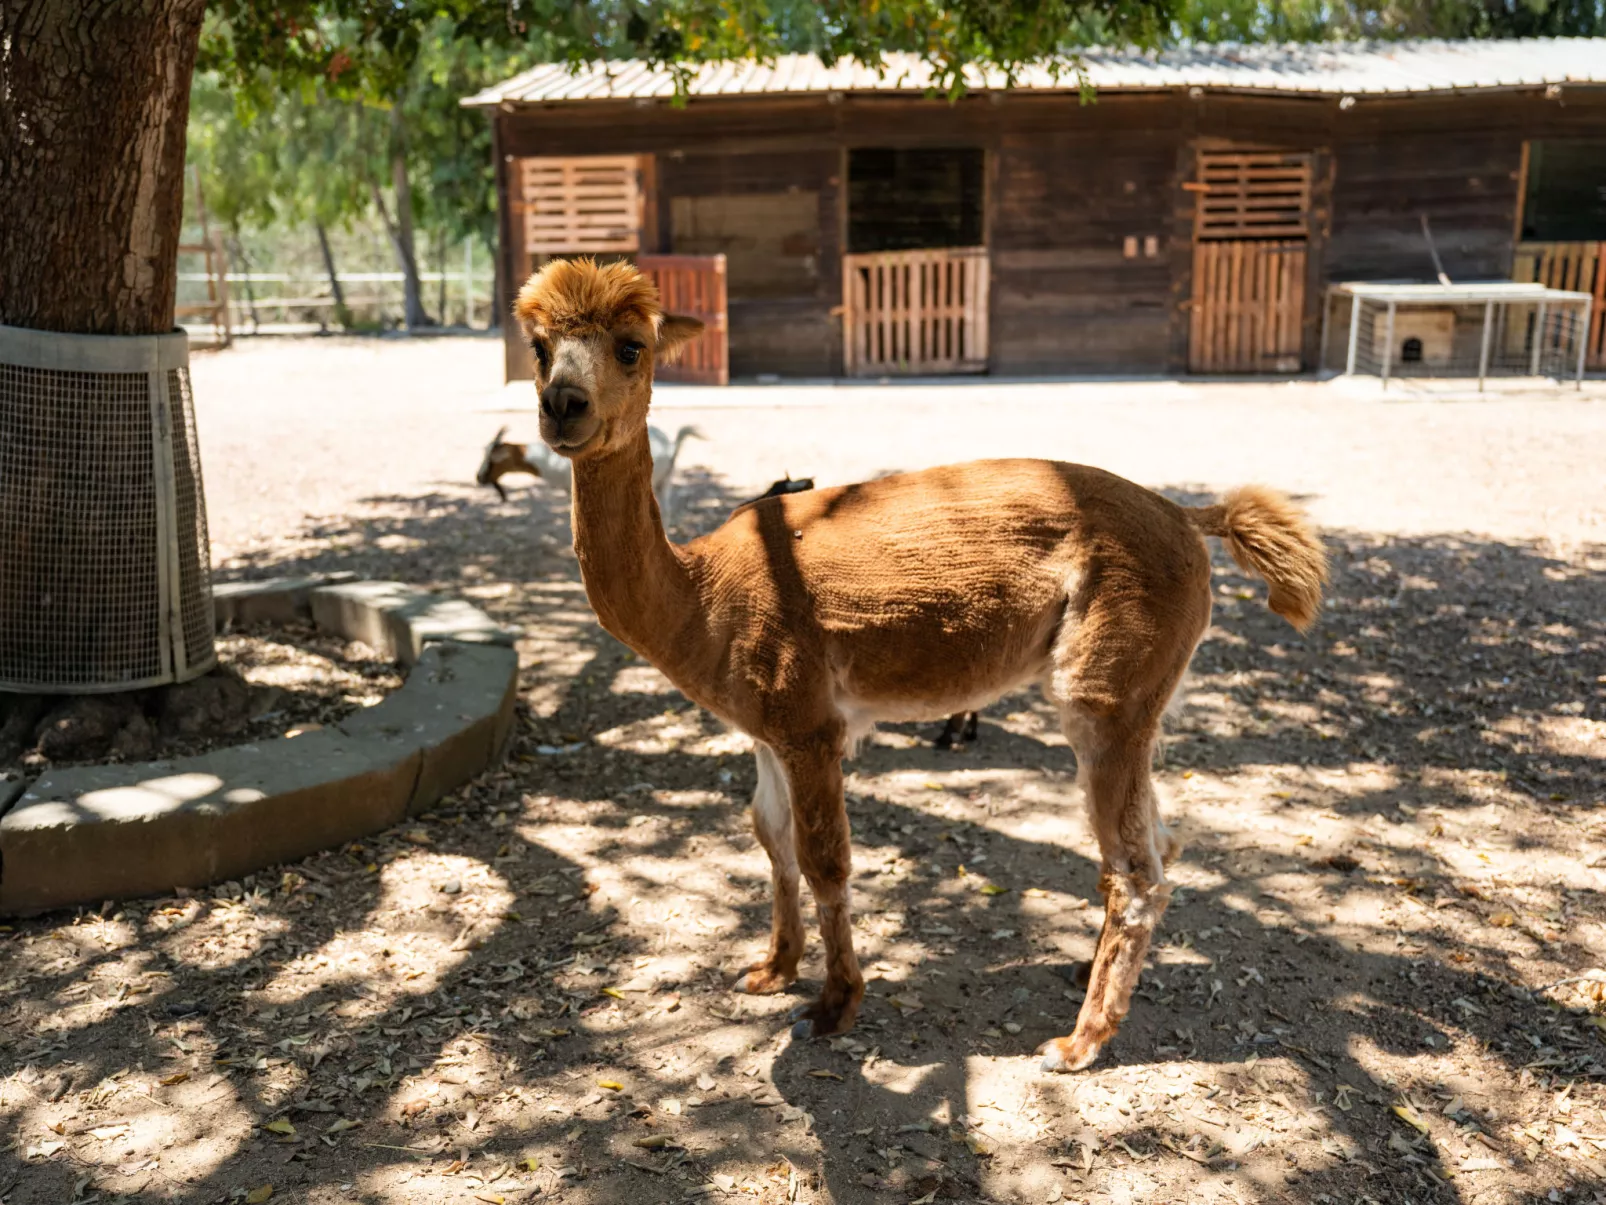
xmin=2 ymin=335 xmax=1604 ymax=1205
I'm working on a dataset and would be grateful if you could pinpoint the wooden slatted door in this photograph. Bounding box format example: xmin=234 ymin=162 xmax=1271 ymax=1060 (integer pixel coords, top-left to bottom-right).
xmin=1188 ymin=149 xmax=1314 ymax=373
xmin=518 ymin=156 xmax=643 ymax=256
xmin=1189 ymin=241 xmax=1307 ymax=374
xmin=638 ymin=254 xmax=729 ymax=385
xmin=841 ymin=247 xmax=989 ymax=376
xmin=1512 ymin=241 xmax=1606 ymax=368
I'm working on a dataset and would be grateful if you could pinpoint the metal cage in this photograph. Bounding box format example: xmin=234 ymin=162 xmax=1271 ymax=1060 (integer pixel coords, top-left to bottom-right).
xmin=0 ymin=324 xmax=216 ymax=693
xmin=1321 ymin=282 xmax=1593 ymax=390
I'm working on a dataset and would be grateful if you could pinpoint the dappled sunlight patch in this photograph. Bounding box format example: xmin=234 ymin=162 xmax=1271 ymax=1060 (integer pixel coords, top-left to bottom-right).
xmin=593 ymin=707 xmax=721 ymax=755
xmin=609 ymin=661 xmax=677 ymax=695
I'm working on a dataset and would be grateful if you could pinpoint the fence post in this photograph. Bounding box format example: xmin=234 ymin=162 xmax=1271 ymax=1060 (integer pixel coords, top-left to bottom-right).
xmin=1477 ymin=300 xmax=1494 ymax=392
xmin=1380 ymin=301 xmax=1396 ymax=389
xmin=1344 ymin=293 xmax=1361 ymax=375
xmin=1531 ymin=300 xmax=1547 ymax=377
xmin=463 ymin=239 xmax=475 ymax=328
xmin=1578 ymin=297 xmax=1592 ymax=390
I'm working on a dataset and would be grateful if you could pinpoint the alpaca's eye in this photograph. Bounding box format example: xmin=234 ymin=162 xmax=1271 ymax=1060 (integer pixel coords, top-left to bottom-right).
xmin=617 ymin=341 xmax=644 ymax=366
xmin=531 ymin=340 xmax=550 ymax=371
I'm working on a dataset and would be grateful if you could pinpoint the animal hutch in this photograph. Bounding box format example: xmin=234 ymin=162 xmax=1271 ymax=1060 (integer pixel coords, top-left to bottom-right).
xmin=466 ymin=40 xmax=1606 ymax=383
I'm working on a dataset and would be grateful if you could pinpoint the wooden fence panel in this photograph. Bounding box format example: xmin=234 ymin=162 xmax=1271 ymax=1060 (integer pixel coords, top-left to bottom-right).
xmin=519 ymin=156 xmax=642 ymax=255
xmin=841 ymin=247 xmax=989 ymax=376
xmin=1193 ymin=150 xmax=1313 ymax=242
xmin=638 ymin=254 xmax=729 ymax=386
xmin=1512 ymin=241 xmax=1606 ymax=369
xmin=1189 ymin=240 xmax=1307 ymax=373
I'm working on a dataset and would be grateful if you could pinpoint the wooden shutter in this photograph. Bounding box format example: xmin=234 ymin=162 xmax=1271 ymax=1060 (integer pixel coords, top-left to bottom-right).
xmin=637 ymin=254 xmax=729 ymax=386
xmin=1193 ymin=150 xmax=1313 ymax=241
xmin=519 ymin=156 xmax=642 ymax=254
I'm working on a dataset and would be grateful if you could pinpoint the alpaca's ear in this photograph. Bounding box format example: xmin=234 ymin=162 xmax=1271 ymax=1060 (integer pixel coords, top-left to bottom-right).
xmin=657 ymin=314 xmax=705 ymax=363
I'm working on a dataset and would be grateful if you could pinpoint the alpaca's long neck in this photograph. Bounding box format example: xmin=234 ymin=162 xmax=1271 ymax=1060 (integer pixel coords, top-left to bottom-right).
xmin=569 ymin=428 xmax=701 ymax=667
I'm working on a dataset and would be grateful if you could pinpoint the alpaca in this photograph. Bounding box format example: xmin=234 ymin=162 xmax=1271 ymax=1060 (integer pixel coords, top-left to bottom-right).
xmin=513 ymin=257 xmax=1327 ymax=1072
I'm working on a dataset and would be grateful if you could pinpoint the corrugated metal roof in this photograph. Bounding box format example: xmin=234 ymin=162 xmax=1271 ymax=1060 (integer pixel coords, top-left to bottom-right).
xmin=464 ymin=38 xmax=1606 ymax=107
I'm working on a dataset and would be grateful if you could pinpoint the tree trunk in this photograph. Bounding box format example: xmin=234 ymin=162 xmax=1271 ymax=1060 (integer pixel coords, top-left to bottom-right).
xmin=383 ymin=103 xmax=431 ymax=331
xmin=315 ymin=222 xmax=351 ymax=330
xmin=229 ymin=229 xmax=262 ymax=335
xmin=436 ymin=227 xmax=449 ymax=324
xmin=0 ymin=0 xmax=208 ymax=335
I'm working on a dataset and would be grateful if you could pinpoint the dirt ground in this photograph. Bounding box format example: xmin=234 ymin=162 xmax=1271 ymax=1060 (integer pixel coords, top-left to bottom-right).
xmin=2 ymin=336 xmax=1605 ymax=1205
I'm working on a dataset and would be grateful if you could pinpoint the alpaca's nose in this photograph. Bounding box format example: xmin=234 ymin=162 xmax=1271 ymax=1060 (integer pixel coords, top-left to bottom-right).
xmin=540 ymin=381 xmax=589 ymax=422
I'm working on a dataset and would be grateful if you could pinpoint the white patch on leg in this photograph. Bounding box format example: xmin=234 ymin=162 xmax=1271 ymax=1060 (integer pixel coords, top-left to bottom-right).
xmin=752 ymin=743 xmax=796 ymax=871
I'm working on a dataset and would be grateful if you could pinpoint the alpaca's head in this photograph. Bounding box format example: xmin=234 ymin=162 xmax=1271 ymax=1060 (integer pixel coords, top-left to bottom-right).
xmin=513 ymin=258 xmax=703 ymax=460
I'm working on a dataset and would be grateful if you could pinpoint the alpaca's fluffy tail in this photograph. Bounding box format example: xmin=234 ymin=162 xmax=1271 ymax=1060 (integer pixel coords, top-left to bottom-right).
xmin=1184 ymin=486 xmax=1328 ymax=631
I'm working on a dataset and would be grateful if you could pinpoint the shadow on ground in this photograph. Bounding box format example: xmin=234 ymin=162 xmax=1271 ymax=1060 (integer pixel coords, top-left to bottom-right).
xmin=2 ymin=466 xmax=1603 ymax=1205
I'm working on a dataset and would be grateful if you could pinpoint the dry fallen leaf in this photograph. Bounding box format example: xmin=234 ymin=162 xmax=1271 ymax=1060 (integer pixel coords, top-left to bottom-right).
xmin=661 ymin=1098 xmax=683 ymax=1116
xmin=598 ymin=1079 xmax=625 ymax=1091
xmin=696 ymin=1073 xmax=717 ymax=1091
xmin=634 ymin=1135 xmax=672 ymax=1149
xmin=1393 ymin=1103 xmax=1431 ymax=1134
xmin=245 ymin=1187 xmax=273 ymax=1205
xmin=807 ymin=1069 xmax=843 ymax=1080
xmin=1489 ymin=912 xmax=1517 ymax=928
xmin=159 ymin=1072 xmax=190 ymax=1086
xmin=263 ymin=1119 xmax=296 ymax=1136
xmin=601 ymin=987 xmax=625 ymax=1000
xmin=326 ymin=1119 xmax=359 ymax=1134
xmin=980 ymin=884 xmax=1009 ymax=896
xmin=523 ymin=1157 xmax=541 ymax=1172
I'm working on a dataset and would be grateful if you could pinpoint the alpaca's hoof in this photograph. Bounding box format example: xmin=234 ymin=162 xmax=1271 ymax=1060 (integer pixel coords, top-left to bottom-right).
xmin=734 ymin=963 xmax=795 ymax=995
xmin=1037 ymin=1035 xmax=1102 ymax=1074
xmin=787 ymin=996 xmax=858 ymax=1040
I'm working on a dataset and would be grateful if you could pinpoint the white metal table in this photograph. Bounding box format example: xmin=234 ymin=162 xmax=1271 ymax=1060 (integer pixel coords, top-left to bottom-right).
xmin=1322 ymin=280 xmax=1593 ymax=390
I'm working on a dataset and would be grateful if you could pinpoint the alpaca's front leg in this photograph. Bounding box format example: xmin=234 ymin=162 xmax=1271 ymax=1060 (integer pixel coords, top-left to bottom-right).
xmin=735 ymin=744 xmax=803 ymax=994
xmin=783 ymin=744 xmax=863 ymax=1038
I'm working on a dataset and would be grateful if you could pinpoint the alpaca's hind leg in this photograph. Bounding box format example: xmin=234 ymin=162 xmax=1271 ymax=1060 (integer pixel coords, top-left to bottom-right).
xmin=735 ymin=744 xmax=804 ymax=994
xmin=1039 ymin=708 xmax=1172 ymax=1073
xmin=781 ymin=738 xmax=864 ymax=1038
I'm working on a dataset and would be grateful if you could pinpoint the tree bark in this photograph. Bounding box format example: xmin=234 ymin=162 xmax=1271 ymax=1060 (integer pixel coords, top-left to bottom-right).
xmin=315 ymin=222 xmax=350 ymax=329
xmin=0 ymin=0 xmax=208 ymax=335
xmin=384 ymin=103 xmax=431 ymax=331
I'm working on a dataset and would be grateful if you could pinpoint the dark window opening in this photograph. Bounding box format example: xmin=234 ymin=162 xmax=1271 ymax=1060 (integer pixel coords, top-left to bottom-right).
xmin=1402 ymin=337 xmax=1423 ymax=363
xmin=847 ymin=148 xmax=984 ymax=253
xmin=1522 ymin=140 xmax=1606 ymax=241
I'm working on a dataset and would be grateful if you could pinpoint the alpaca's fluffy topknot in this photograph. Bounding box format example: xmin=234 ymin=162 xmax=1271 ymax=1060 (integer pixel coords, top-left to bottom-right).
xmin=513 ymin=257 xmax=662 ymax=336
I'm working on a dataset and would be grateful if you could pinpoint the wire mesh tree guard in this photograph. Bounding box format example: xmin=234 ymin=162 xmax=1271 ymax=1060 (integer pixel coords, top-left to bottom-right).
xmin=0 ymin=325 xmax=216 ymax=693
xmin=1320 ymin=282 xmax=1593 ymax=390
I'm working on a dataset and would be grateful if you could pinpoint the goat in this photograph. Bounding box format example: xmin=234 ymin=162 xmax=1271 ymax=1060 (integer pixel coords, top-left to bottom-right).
xmin=511 ymin=258 xmax=1328 ymax=1073
xmin=478 ymin=422 xmax=702 ymax=514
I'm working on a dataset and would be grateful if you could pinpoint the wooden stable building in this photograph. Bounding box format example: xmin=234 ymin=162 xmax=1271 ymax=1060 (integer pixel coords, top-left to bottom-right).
xmin=465 ymin=39 xmax=1606 ymax=383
